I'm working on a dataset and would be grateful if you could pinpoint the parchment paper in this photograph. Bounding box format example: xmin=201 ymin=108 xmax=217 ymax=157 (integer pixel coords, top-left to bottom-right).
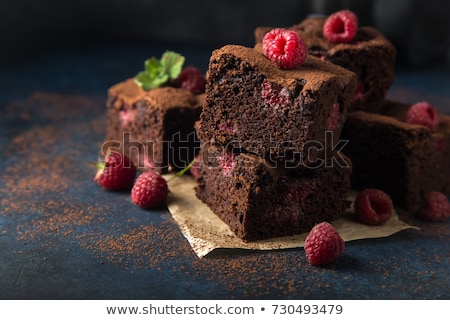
xmin=165 ymin=175 xmax=419 ymax=258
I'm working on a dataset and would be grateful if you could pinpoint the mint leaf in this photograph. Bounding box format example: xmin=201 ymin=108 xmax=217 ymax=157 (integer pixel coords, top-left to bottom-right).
xmin=144 ymin=57 xmax=161 ymax=76
xmin=134 ymin=51 xmax=185 ymax=91
xmin=161 ymin=51 xmax=185 ymax=80
xmin=135 ymin=71 xmax=168 ymax=90
xmin=135 ymin=71 xmax=154 ymax=91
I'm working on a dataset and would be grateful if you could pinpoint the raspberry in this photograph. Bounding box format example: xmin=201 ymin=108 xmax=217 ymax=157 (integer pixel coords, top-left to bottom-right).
xmin=262 ymin=28 xmax=307 ymax=69
xmin=323 ymin=10 xmax=358 ymax=43
xmin=261 ymin=80 xmax=291 ymax=107
xmin=218 ymin=121 xmax=237 ymax=133
xmin=284 ymin=179 xmax=316 ymax=202
xmin=417 ymin=191 xmax=450 ymax=222
xmin=94 ymin=151 xmax=137 ymax=190
xmin=119 ymin=102 xmax=134 ymax=127
xmin=304 ymin=222 xmax=344 ymax=266
xmin=434 ymin=136 xmax=445 ymax=152
xmin=140 ymin=155 xmax=155 ymax=171
xmin=217 ymin=152 xmax=235 ymax=176
xmin=405 ymin=101 xmax=440 ymax=131
xmin=174 ymin=66 xmax=206 ymax=93
xmin=353 ymin=82 xmax=366 ymax=101
xmin=189 ymin=154 xmax=202 ymax=179
xmin=131 ymin=171 xmax=168 ymax=209
xmin=327 ymin=102 xmax=340 ymax=130
xmin=354 ymin=189 xmax=393 ymax=225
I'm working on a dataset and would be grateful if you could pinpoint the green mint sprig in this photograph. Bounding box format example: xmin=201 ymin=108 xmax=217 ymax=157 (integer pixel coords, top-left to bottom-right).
xmin=134 ymin=51 xmax=185 ymax=91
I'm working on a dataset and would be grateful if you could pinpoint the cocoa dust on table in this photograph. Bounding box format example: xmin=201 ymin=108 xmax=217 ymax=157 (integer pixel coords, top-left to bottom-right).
xmin=2 ymin=91 xmax=448 ymax=299
xmin=2 ymin=92 xmax=320 ymax=297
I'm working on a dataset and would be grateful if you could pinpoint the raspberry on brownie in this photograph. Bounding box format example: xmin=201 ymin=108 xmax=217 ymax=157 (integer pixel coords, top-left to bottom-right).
xmin=173 ymin=66 xmax=207 ymax=93
xmin=197 ymin=44 xmax=356 ymax=166
xmin=254 ymin=12 xmax=396 ymax=113
xmin=262 ymin=28 xmax=308 ymax=69
xmin=405 ymin=101 xmax=440 ymax=131
xmin=194 ymin=141 xmax=352 ymax=241
xmin=323 ymin=10 xmax=359 ymax=44
xmin=342 ymin=100 xmax=450 ymax=213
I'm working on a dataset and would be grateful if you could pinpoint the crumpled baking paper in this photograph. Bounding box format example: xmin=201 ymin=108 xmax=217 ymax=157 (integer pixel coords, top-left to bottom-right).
xmin=165 ymin=175 xmax=419 ymax=258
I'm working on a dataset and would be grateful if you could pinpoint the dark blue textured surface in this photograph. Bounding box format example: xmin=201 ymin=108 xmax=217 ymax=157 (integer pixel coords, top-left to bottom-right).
xmin=0 ymin=45 xmax=449 ymax=299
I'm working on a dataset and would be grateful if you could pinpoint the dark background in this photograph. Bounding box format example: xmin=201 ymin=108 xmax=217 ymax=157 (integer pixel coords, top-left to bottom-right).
xmin=1 ymin=0 xmax=450 ymax=68
xmin=0 ymin=0 xmax=449 ymax=300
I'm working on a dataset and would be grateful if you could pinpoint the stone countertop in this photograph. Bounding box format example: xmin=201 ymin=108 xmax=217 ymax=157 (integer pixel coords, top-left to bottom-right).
xmin=0 ymin=45 xmax=448 ymax=299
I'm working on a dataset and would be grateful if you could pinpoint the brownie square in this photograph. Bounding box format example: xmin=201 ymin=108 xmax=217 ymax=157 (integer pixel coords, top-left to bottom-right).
xmin=341 ymin=100 xmax=450 ymax=212
xmin=104 ymin=79 xmax=204 ymax=173
xmin=195 ymin=141 xmax=352 ymax=241
xmin=197 ymin=44 xmax=356 ymax=166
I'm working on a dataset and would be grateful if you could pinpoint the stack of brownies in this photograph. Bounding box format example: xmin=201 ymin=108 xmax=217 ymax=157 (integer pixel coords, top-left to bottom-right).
xmin=194 ymin=44 xmax=357 ymax=241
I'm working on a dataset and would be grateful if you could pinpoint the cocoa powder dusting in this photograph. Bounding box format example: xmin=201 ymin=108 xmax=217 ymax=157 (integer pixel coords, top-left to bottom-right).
xmin=0 ymin=93 xmax=318 ymax=297
xmin=76 ymin=221 xmax=185 ymax=269
xmin=1 ymin=91 xmax=448 ymax=299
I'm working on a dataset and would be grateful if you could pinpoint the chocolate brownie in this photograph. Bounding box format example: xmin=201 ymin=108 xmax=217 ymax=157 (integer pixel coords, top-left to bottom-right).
xmin=104 ymin=78 xmax=204 ymax=173
xmin=255 ymin=17 xmax=396 ymax=113
xmin=197 ymin=44 xmax=356 ymax=166
xmin=195 ymin=141 xmax=352 ymax=241
xmin=341 ymin=100 xmax=450 ymax=212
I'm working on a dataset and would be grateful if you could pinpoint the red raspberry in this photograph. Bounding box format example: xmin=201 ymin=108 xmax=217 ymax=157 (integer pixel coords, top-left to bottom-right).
xmin=131 ymin=171 xmax=168 ymax=209
xmin=262 ymin=28 xmax=307 ymax=69
xmin=327 ymin=102 xmax=341 ymax=130
xmin=261 ymin=80 xmax=291 ymax=107
xmin=417 ymin=191 xmax=450 ymax=222
xmin=217 ymin=152 xmax=235 ymax=176
xmin=304 ymin=222 xmax=344 ymax=266
xmin=323 ymin=10 xmax=358 ymax=43
xmin=94 ymin=151 xmax=136 ymax=190
xmin=189 ymin=154 xmax=202 ymax=179
xmin=353 ymin=82 xmax=366 ymax=101
xmin=175 ymin=66 xmax=206 ymax=93
xmin=354 ymin=189 xmax=393 ymax=225
xmin=405 ymin=101 xmax=440 ymax=131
